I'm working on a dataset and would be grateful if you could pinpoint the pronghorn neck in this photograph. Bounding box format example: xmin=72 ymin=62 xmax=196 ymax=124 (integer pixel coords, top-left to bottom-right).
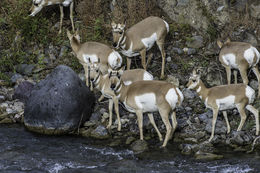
xmin=92 ymin=72 xmax=102 ymax=89
xmin=114 ymin=80 xmax=127 ymax=101
xmin=70 ymin=37 xmax=80 ymax=53
xmin=119 ymin=34 xmax=128 ymax=50
xmin=196 ymin=80 xmax=209 ymax=101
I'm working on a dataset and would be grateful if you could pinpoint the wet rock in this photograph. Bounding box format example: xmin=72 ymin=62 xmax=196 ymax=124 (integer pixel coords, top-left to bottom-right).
xmin=131 ymin=140 xmax=148 ymax=154
xmin=230 ymin=131 xmax=253 ymax=145
xmin=194 ymin=150 xmax=223 ymax=160
xmin=0 ymin=117 xmax=13 ymax=124
xmin=126 ymin=136 xmax=136 ymax=145
xmin=89 ymin=111 xmax=101 ymax=121
xmin=186 ymin=36 xmax=204 ymax=49
xmin=180 ymin=144 xmax=194 ymax=155
xmin=109 ymin=139 xmax=122 ymax=147
xmin=10 ymin=73 xmax=23 ymax=85
xmin=79 ymin=128 xmax=93 ymax=137
xmin=24 ymin=65 xmax=95 ymax=135
xmin=83 ymin=120 xmax=97 ymax=127
xmin=90 ymin=125 xmax=110 ymax=139
xmin=15 ymin=64 xmax=35 ymax=76
xmin=13 ymin=81 xmax=34 ymax=103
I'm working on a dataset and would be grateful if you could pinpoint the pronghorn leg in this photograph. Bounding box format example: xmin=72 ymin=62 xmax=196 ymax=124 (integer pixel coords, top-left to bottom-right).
xmin=136 ymin=110 xmax=144 ymax=140
xmin=234 ymin=70 xmax=238 ymax=84
xmin=113 ymin=96 xmax=121 ymax=131
xmin=127 ymin=58 xmax=132 ymax=70
xmin=98 ymin=95 xmax=105 ymax=102
xmin=159 ymin=108 xmax=172 ymax=147
xmin=58 ymin=5 xmax=64 ymax=34
xmin=252 ymin=66 xmax=260 ymax=97
xmin=236 ymin=104 xmax=247 ymax=131
xmin=140 ymin=49 xmax=147 ymax=70
xmin=170 ymin=110 xmax=178 ymax=139
xmin=209 ymin=108 xmax=219 ymax=142
xmin=146 ymin=53 xmax=153 ymax=68
xmin=225 ymin=66 xmax=231 ymax=84
xmin=69 ymin=1 xmax=75 ymax=33
xmin=147 ymin=113 xmax=162 ymax=141
xmin=239 ymin=66 xmax=249 ymax=85
xmin=222 ymin=111 xmax=231 ymax=134
xmin=246 ymin=105 xmax=259 ymax=135
xmin=156 ymin=41 xmax=166 ymax=79
xmin=107 ymin=98 xmax=113 ymax=130
xmin=83 ymin=65 xmax=89 ymax=87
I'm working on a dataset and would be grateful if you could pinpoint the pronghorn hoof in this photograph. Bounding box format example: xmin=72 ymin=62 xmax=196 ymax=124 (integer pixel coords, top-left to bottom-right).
xmin=117 ymin=127 xmax=121 ymax=131
xmin=106 ymin=125 xmax=111 ymax=129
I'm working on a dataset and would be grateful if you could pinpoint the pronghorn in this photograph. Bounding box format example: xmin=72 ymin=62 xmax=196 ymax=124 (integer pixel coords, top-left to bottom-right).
xmin=111 ymin=16 xmax=169 ymax=79
xmin=187 ymin=70 xmax=259 ymax=142
xmin=67 ymin=30 xmax=122 ymax=87
xmin=109 ymin=70 xmax=183 ymax=147
xmin=89 ymin=64 xmax=153 ymax=131
xmin=217 ymin=38 xmax=260 ymax=97
xmin=30 ymin=0 xmax=75 ymax=34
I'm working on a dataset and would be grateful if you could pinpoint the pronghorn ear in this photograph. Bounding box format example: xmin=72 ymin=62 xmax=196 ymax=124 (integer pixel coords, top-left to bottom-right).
xmin=118 ymin=66 xmax=125 ymax=76
xmin=192 ymin=69 xmax=197 ymax=76
xmin=66 ymin=29 xmax=72 ymax=39
xmin=111 ymin=21 xmax=116 ymax=29
xmin=216 ymin=40 xmax=223 ymax=48
xmin=225 ymin=37 xmax=231 ymax=44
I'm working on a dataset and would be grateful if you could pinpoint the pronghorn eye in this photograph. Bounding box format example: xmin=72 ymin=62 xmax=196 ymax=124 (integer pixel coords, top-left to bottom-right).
xmin=96 ymin=69 xmax=98 ymax=72
xmin=119 ymin=31 xmax=123 ymax=34
xmin=34 ymin=3 xmax=39 ymax=6
xmin=192 ymin=79 xmax=196 ymax=82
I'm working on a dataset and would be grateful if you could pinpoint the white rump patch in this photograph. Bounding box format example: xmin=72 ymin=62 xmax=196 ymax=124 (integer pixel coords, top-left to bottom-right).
xmin=216 ymin=95 xmax=236 ymax=110
xmin=83 ymin=54 xmax=98 ymax=64
xmin=143 ymin=71 xmax=153 ymax=80
xmin=108 ymin=50 xmax=122 ymax=69
xmin=135 ymin=93 xmax=157 ymax=112
xmin=222 ymin=53 xmax=237 ymax=68
xmin=165 ymin=88 xmax=178 ymax=109
xmin=123 ymin=81 xmax=132 ymax=85
xmin=244 ymin=47 xmax=255 ymax=66
xmin=62 ymin=0 xmax=72 ymax=6
xmin=245 ymin=85 xmax=255 ymax=104
xmin=47 ymin=1 xmax=53 ymax=5
xmin=163 ymin=20 xmax=169 ymax=33
xmin=141 ymin=33 xmax=157 ymax=50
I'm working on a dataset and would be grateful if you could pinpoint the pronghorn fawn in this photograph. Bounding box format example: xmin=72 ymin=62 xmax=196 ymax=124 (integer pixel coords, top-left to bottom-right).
xmin=217 ymin=38 xmax=260 ymax=97
xmin=187 ymin=70 xmax=259 ymax=142
xmin=111 ymin=16 xmax=169 ymax=79
xmin=109 ymin=70 xmax=183 ymax=147
xmin=67 ymin=30 xmax=122 ymax=87
xmin=89 ymin=64 xmax=153 ymax=131
xmin=30 ymin=0 xmax=75 ymax=34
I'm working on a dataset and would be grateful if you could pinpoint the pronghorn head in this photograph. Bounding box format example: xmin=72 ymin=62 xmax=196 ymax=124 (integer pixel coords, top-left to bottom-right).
xmin=29 ymin=0 xmax=45 ymax=16
xmin=186 ymin=69 xmax=201 ymax=90
xmin=108 ymin=66 xmax=125 ymax=90
xmin=66 ymin=29 xmax=81 ymax=43
xmin=89 ymin=62 xmax=101 ymax=83
xmin=111 ymin=21 xmax=126 ymax=49
xmin=217 ymin=38 xmax=231 ymax=48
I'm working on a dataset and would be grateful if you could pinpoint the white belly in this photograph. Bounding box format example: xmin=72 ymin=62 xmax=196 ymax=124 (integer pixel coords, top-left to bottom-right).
xmin=216 ymin=95 xmax=236 ymax=111
xmin=134 ymin=93 xmax=157 ymax=112
xmin=141 ymin=33 xmax=157 ymax=51
xmin=121 ymin=42 xmax=139 ymax=57
xmin=222 ymin=53 xmax=238 ymax=69
xmin=108 ymin=50 xmax=122 ymax=69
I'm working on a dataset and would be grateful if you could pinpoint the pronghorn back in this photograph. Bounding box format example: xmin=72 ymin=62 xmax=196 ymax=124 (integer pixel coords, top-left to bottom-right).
xmin=121 ymin=69 xmax=153 ymax=85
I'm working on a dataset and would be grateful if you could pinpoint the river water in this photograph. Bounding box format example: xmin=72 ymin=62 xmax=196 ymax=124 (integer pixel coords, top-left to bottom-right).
xmin=0 ymin=124 xmax=260 ymax=173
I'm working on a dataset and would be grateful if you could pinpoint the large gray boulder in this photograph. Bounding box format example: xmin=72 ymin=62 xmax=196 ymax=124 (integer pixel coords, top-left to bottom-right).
xmin=24 ymin=65 xmax=95 ymax=135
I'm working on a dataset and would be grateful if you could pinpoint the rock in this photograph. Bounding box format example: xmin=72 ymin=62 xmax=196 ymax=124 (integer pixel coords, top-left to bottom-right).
xmin=89 ymin=111 xmax=101 ymax=121
xmin=13 ymin=81 xmax=34 ymax=103
xmin=250 ymin=2 xmax=260 ymax=19
xmin=10 ymin=73 xmax=23 ymax=85
xmin=78 ymin=73 xmax=86 ymax=82
xmin=0 ymin=95 xmax=5 ymax=103
xmin=244 ymin=32 xmax=258 ymax=47
xmin=186 ymin=36 xmax=204 ymax=49
xmin=0 ymin=112 xmax=9 ymax=120
xmin=90 ymin=125 xmax=110 ymax=139
xmin=171 ymin=47 xmax=184 ymax=55
xmin=79 ymin=128 xmax=93 ymax=137
xmin=182 ymin=88 xmax=196 ymax=99
xmin=180 ymin=144 xmax=194 ymax=155
xmin=206 ymin=63 xmax=225 ymax=86
xmin=15 ymin=64 xmax=35 ymax=76
xmin=0 ymin=117 xmax=13 ymax=124
xmin=83 ymin=120 xmax=97 ymax=127
xmin=249 ymin=80 xmax=258 ymax=91
xmin=59 ymin=46 xmax=68 ymax=58
xmin=126 ymin=136 xmax=136 ymax=145
xmin=166 ymin=56 xmax=171 ymax=62
xmin=230 ymin=131 xmax=253 ymax=145
xmin=187 ymin=48 xmax=197 ymax=55
xmin=109 ymin=139 xmax=122 ymax=147
xmin=194 ymin=150 xmax=223 ymax=160
xmin=205 ymin=118 xmax=227 ymax=135
xmin=24 ymin=65 xmax=95 ymax=135
xmin=131 ymin=140 xmax=148 ymax=154
xmin=198 ymin=110 xmax=212 ymax=123
xmin=166 ymin=75 xmax=179 ymax=87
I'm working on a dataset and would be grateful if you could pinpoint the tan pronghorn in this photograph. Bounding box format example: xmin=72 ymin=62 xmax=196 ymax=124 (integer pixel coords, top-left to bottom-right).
xmin=109 ymin=70 xmax=183 ymax=147
xmin=67 ymin=30 xmax=122 ymax=87
xmin=217 ymin=38 xmax=260 ymax=97
xmin=30 ymin=0 xmax=75 ymax=34
xmin=111 ymin=16 xmax=169 ymax=79
xmin=187 ymin=70 xmax=259 ymax=142
xmin=89 ymin=64 xmax=153 ymax=131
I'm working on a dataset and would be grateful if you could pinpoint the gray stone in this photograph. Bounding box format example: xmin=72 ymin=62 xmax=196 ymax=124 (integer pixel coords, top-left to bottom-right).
xmin=166 ymin=56 xmax=171 ymax=62
xmin=10 ymin=73 xmax=23 ymax=85
xmin=15 ymin=64 xmax=35 ymax=76
xmin=13 ymin=81 xmax=35 ymax=103
xmin=131 ymin=140 xmax=148 ymax=154
xmin=24 ymin=65 xmax=95 ymax=135
xmin=198 ymin=110 xmax=212 ymax=123
xmin=186 ymin=36 xmax=204 ymax=49
xmin=172 ymin=47 xmax=184 ymax=55
xmin=90 ymin=111 xmax=101 ymax=121
xmin=205 ymin=118 xmax=227 ymax=135
xmin=182 ymin=88 xmax=196 ymax=99
xmin=230 ymin=131 xmax=253 ymax=145
xmin=244 ymin=32 xmax=258 ymax=47
xmin=187 ymin=48 xmax=197 ymax=55
xmin=59 ymin=46 xmax=68 ymax=58
xmin=90 ymin=125 xmax=110 ymax=139
xmin=249 ymin=80 xmax=258 ymax=91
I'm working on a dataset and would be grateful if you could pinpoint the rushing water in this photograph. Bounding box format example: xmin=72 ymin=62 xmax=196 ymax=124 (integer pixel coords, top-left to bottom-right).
xmin=0 ymin=124 xmax=260 ymax=173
